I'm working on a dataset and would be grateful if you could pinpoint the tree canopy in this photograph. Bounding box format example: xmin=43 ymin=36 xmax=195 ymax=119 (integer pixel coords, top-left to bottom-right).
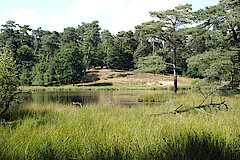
xmin=0 ymin=0 xmax=239 ymax=94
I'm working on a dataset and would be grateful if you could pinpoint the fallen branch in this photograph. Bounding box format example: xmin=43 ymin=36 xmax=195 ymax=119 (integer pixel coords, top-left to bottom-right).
xmin=150 ymin=101 xmax=228 ymax=116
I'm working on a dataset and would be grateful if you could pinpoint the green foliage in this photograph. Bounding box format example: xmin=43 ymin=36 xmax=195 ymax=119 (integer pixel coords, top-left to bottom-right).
xmin=81 ymin=21 xmax=101 ymax=49
xmin=41 ymin=31 xmax=60 ymax=62
xmin=0 ymin=21 xmax=22 ymax=53
xmin=0 ymin=51 xmax=19 ymax=98
xmin=16 ymin=45 xmax=35 ymax=64
xmin=136 ymin=54 xmax=166 ymax=74
xmin=187 ymin=48 xmax=239 ymax=92
xmin=19 ymin=68 xmax=31 ymax=86
xmin=53 ymin=43 xmax=84 ymax=83
xmin=133 ymin=45 xmax=151 ymax=66
xmin=106 ymin=44 xmax=133 ymax=69
xmin=89 ymin=45 xmax=105 ymax=68
xmin=186 ymin=66 xmax=203 ymax=78
xmin=31 ymin=61 xmax=53 ymax=86
xmin=61 ymin=27 xmax=78 ymax=44
xmin=0 ymin=51 xmax=19 ymax=115
xmin=105 ymin=45 xmax=122 ymax=68
xmin=100 ymin=30 xmax=114 ymax=53
xmin=31 ymin=43 xmax=84 ymax=86
xmin=105 ymin=31 xmax=137 ymax=69
xmin=15 ymin=45 xmax=35 ymax=85
xmin=188 ymin=0 xmax=240 ymax=92
xmin=78 ymin=21 xmax=101 ymax=76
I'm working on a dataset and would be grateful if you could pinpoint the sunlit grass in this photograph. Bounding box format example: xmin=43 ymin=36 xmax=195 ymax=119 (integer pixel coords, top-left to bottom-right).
xmin=0 ymin=93 xmax=239 ymax=159
xmin=18 ymin=84 xmax=192 ymax=92
xmin=138 ymin=93 xmax=175 ymax=102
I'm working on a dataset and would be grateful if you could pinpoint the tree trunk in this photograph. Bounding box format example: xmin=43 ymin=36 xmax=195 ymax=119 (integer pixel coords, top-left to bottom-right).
xmin=33 ymin=36 xmax=38 ymax=55
xmin=33 ymin=43 xmax=38 ymax=55
xmin=46 ymin=52 xmax=49 ymax=63
xmin=83 ymin=45 xmax=91 ymax=81
xmin=0 ymin=104 xmax=8 ymax=118
xmin=152 ymin=41 xmax=155 ymax=53
xmin=173 ymin=45 xmax=178 ymax=94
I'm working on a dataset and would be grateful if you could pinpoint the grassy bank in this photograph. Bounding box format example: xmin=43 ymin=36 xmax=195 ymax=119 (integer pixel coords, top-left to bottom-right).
xmin=0 ymin=93 xmax=240 ymax=159
xmin=18 ymin=85 xmax=192 ymax=92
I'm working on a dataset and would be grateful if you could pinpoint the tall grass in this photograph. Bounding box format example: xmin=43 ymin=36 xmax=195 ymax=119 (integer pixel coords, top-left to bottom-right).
xmin=138 ymin=93 xmax=175 ymax=102
xmin=0 ymin=93 xmax=239 ymax=159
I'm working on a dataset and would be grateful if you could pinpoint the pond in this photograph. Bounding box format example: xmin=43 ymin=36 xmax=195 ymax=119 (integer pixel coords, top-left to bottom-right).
xmin=21 ymin=90 xmax=165 ymax=107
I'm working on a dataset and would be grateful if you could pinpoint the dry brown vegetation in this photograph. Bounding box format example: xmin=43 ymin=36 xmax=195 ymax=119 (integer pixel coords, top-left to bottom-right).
xmin=79 ymin=69 xmax=192 ymax=87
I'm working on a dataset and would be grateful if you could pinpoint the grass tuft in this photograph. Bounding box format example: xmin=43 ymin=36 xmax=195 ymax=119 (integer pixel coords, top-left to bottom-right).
xmin=138 ymin=93 xmax=175 ymax=102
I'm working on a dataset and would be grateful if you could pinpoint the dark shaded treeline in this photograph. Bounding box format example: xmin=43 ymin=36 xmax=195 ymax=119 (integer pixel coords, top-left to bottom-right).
xmin=0 ymin=0 xmax=239 ymax=91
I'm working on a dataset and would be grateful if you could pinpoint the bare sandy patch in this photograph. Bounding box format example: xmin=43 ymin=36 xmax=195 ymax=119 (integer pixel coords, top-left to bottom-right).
xmin=79 ymin=69 xmax=192 ymax=87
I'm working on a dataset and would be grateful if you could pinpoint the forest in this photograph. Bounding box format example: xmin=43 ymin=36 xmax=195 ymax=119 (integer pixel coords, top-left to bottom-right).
xmin=0 ymin=0 xmax=239 ymax=93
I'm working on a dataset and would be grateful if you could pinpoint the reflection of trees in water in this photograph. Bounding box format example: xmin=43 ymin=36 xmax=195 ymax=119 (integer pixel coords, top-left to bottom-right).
xmin=18 ymin=94 xmax=33 ymax=105
xmin=28 ymin=91 xmax=100 ymax=105
xmin=20 ymin=90 xmax=164 ymax=106
xmin=96 ymin=92 xmax=140 ymax=106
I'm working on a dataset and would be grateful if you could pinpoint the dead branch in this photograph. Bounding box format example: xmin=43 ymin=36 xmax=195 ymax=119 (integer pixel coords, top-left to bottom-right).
xmin=198 ymin=90 xmax=214 ymax=106
xmin=150 ymin=101 xmax=228 ymax=116
xmin=199 ymin=88 xmax=207 ymax=98
xmin=175 ymin=104 xmax=183 ymax=111
xmin=150 ymin=85 xmax=230 ymax=116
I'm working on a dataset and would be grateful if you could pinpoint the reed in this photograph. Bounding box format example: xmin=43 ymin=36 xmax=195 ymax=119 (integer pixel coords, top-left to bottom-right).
xmin=0 ymin=93 xmax=239 ymax=159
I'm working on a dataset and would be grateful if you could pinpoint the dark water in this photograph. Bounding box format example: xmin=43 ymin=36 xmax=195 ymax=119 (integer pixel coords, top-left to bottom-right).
xmin=21 ymin=90 xmax=163 ymax=106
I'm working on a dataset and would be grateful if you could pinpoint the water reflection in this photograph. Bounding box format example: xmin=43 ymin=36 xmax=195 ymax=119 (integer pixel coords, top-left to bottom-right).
xmin=22 ymin=90 xmax=154 ymax=106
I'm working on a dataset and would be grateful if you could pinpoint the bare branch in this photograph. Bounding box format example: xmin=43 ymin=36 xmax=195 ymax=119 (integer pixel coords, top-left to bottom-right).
xmin=198 ymin=88 xmax=206 ymax=98
xmin=175 ymin=104 xmax=183 ymax=111
xmin=198 ymin=91 xmax=214 ymax=107
xmin=150 ymin=101 xmax=227 ymax=116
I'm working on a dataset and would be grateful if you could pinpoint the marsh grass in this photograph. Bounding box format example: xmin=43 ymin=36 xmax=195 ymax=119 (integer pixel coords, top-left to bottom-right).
xmin=0 ymin=93 xmax=239 ymax=159
xmin=19 ymin=85 xmax=167 ymax=92
xmin=138 ymin=93 xmax=175 ymax=102
xmin=19 ymin=85 xmax=192 ymax=92
xmin=18 ymin=85 xmax=81 ymax=92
